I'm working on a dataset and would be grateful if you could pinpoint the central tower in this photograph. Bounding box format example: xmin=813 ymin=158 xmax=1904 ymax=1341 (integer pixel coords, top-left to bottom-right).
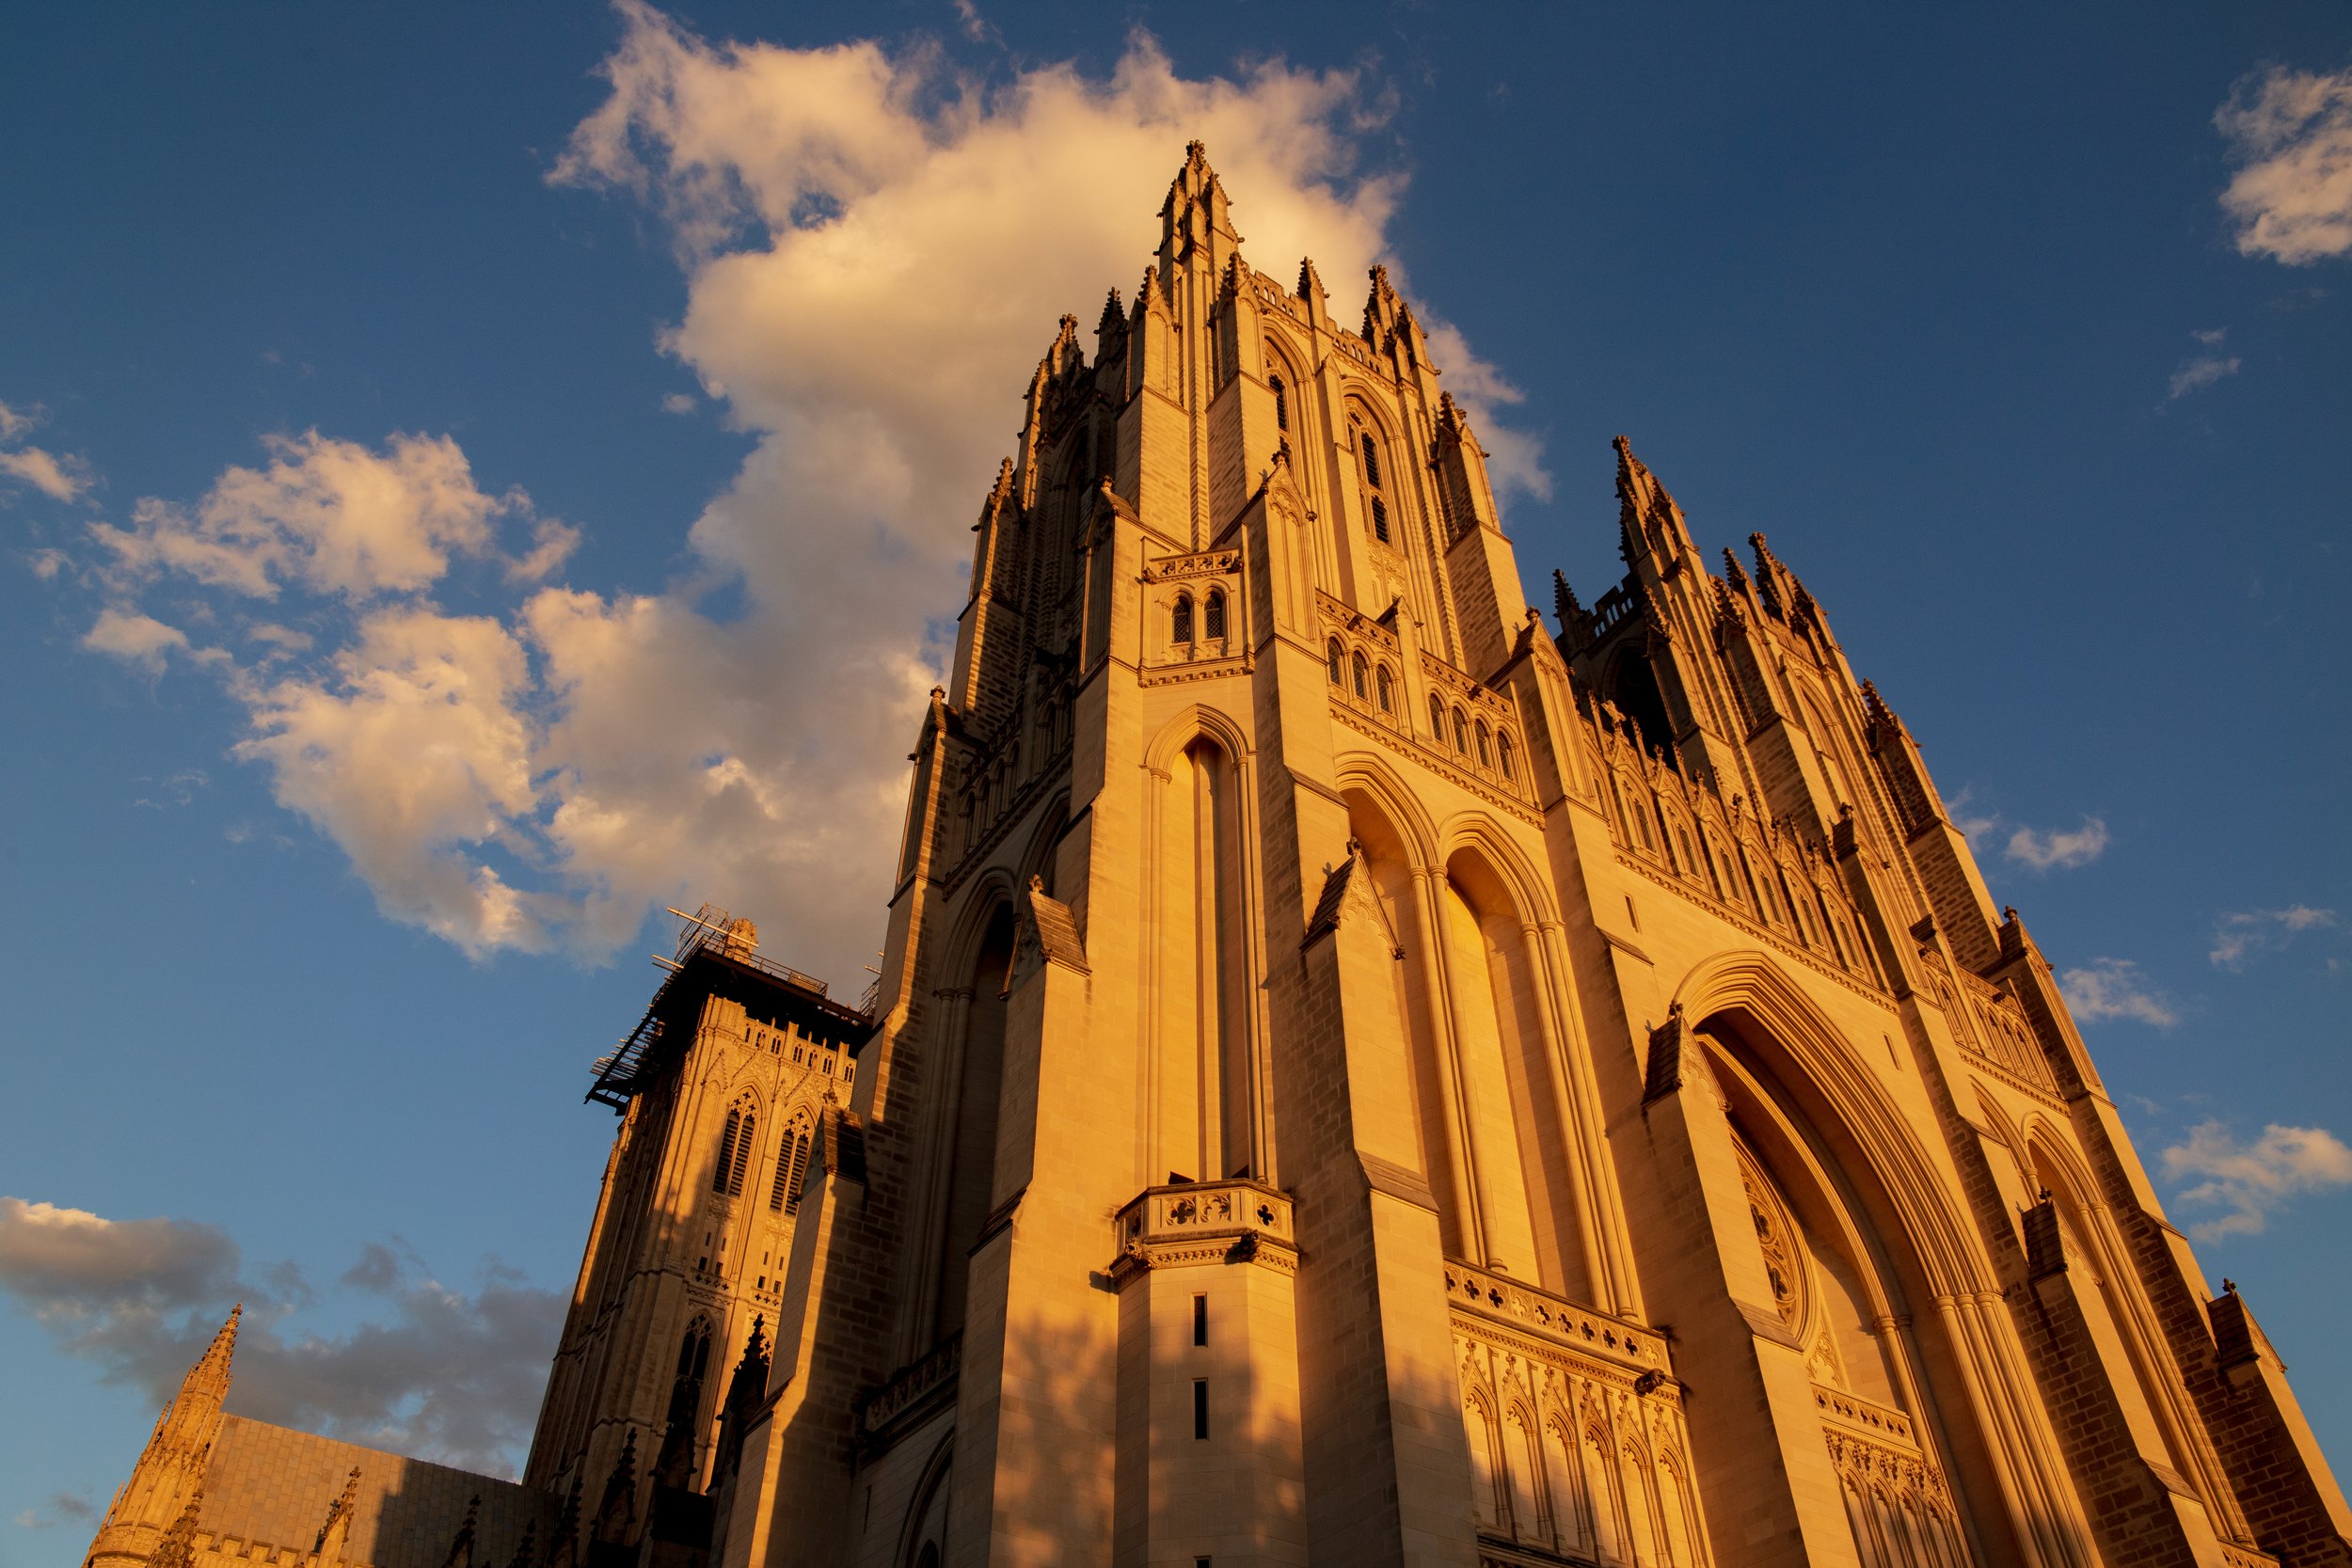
xmin=704 ymin=145 xmax=2350 ymax=1568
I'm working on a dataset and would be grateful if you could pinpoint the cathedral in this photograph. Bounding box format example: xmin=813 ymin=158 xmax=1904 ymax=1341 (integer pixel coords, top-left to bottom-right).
xmin=85 ymin=143 xmax=2352 ymax=1568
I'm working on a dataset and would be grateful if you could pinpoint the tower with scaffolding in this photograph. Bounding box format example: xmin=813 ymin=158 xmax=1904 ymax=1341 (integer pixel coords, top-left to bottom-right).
xmin=524 ymin=905 xmax=875 ymax=1560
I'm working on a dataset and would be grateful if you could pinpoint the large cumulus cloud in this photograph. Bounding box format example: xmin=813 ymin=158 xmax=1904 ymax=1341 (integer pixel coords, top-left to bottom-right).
xmin=67 ymin=8 xmax=1542 ymax=981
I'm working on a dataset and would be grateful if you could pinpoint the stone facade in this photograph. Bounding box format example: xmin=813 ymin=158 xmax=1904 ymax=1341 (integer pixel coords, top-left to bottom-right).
xmin=705 ymin=145 xmax=2352 ymax=1567
xmin=87 ymin=142 xmax=2352 ymax=1568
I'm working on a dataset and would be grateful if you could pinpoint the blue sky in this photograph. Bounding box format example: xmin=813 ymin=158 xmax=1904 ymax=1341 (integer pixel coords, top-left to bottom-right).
xmin=3 ymin=0 xmax=2348 ymax=1550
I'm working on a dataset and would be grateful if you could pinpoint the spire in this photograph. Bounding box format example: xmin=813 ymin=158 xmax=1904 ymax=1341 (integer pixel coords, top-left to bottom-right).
xmin=312 ymin=1466 xmax=360 ymax=1561
xmin=439 ymin=1497 xmax=481 ymax=1568
xmin=1296 ymin=256 xmax=1325 ymax=302
xmin=1553 ymin=568 xmax=1582 ymax=629
xmin=1361 ymin=263 xmax=1399 ymax=343
xmin=1748 ymin=532 xmax=1787 ymax=619
xmin=1094 ymin=286 xmax=1126 ymax=356
xmin=593 ymin=1431 xmax=639 ymax=1545
xmin=190 ymin=1304 xmax=240 ymax=1398
xmin=1613 ymin=436 xmax=1694 ymax=566
xmin=1158 ymin=141 xmax=1239 ymax=266
xmin=544 ymin=1474 xmax=582 ymax=1568
xmin=148 ymin=1490 xmax=203 ymax=1568
xmin=713 ymin=1316 xmax=773 ymax=1482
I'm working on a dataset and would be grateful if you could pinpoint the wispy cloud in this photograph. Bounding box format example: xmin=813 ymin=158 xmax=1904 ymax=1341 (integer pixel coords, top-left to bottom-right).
xmin=2058 ymin=957 xmax=2178 ymax=1027
xmin=2162 ymin=1121 xmax=2352 ymax=1239
xmin=2167 ymin=352 xmax=2242 ymax=402
xmin=0 ymin=446 xmax=96 ymax=502
xmin=13 ymin=1493 xmax=95 ymax=1531
xmin=2217 ymin=62 xmax=2352 ymax=265
xmin=0 ymin=398 xmax=96 ymax=503
xmin=2003 ymin=816 xmax=2109 ymax=871
xmin=2210 ymin=905 xmax=2340 ymax=969
xmin=0 ymin=1196 xmax=561 ymax=1476
xmin=660 ymin=391 xmax=696 ymax=415
xmin=1947 ymin=794 xmax=2108 ymax=872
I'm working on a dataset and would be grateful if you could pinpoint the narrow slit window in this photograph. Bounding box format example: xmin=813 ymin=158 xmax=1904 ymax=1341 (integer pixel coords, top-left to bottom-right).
xmin=1193 ymin=1379 xmax=1210 ymax=1439
xmin=1192 ymin=1293 xmax=1208 ymax=1346
xmin=1270 ymin=374 xmax=1287 ymax=432
xmin=1361 ymin=433 xmax=1383 ymax=490
xmin=1371 ymin=494 xmax=1390 ymax=544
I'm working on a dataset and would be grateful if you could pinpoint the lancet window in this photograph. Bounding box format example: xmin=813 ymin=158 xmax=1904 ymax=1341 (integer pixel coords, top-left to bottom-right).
xmin=713 ymin=1099 xmax=757 ymax=1197
xmin=1172 ymin=594 xmax=1194 ymax=646
xmin=1203 ymin=589 xmax=1226 ymax=641
xmin=771 ymin=1121 xmax=812 ymax=1213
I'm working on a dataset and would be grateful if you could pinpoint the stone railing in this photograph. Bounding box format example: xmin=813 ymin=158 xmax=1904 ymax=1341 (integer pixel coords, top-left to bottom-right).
xmin=1108 ymin=1179 xmax=1297 ymax=1280
xmin=1953 ymin=971 xmax=2058 ymax=1096
xmin=857 ymin=1332 xmax=962 ymax=1451
xmin=1814 ymin=1382 xmax=1979 ymax=1566
xmin=1444 ymin=1259 xmax=1666 ymax=1379
xmin=1814 ymin=1381 xmax=1919 ymax=1449
xmin=1448 ymin=1264 xmax=1707 ymax=1565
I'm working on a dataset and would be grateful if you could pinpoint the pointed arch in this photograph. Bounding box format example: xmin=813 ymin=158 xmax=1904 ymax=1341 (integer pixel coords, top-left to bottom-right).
xmin=893 ymin=1431 xmax=955 ymax=1568
xmin=1142 ymin=704 xmax=1263 ymax=1186
xmin=1669 ymin=952 xmax=1986 ymax=1294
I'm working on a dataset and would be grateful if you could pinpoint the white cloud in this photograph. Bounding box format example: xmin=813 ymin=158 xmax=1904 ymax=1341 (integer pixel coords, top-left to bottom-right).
xmin=2210 ymin=904 xmax=2340 ymax=969
xmin=0 ymin=1197 xmax=561 ymax=1476
xmin=0 ymin=400 xmax=37 ymax=441
xmin=2167 ymin=353 xmax=2241 ymax=401
xmin=231 ymin=608 xmax=550 ymax=957
xmin=2058 ymin=957 xmax=2178 ymax=1027
xmin=61 ymin=10 xmax=1542 ymax=982
xmin=2217 ymin=63 xmax=2352 ymax=265
xmin=660 ymin=390 xmax=696 ymax=414
xmin=2161 ymin=1121 xmax=2352 ymax=1239
xmin=89 ymin=431 xmax=531 ymax=601
xmin=0 ymin=445 xmax=95 ymax=502
xmin=81 ymin=608 xmax=191 ymax=672
xmin=2003 ymin=815 xmax=2109 ymax=871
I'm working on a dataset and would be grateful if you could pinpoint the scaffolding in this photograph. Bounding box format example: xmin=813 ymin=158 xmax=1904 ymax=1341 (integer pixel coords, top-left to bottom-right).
xmin=585 ymin=904 xmax=874 ymax=1111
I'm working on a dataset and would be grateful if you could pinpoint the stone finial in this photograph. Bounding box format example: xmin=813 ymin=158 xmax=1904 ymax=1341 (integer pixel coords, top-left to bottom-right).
xmin=1296 ymin=256 xmax=1326 ymax=300
xmin=148 ymin=1489 xmax=204 ymax=1568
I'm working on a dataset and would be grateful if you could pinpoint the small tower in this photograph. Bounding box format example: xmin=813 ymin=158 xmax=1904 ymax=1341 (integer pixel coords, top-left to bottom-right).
xmin=524 ymin=906 xmax=869 ymax=1537
xmin=85 ymin=1306 xmax=239 ymax=1568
